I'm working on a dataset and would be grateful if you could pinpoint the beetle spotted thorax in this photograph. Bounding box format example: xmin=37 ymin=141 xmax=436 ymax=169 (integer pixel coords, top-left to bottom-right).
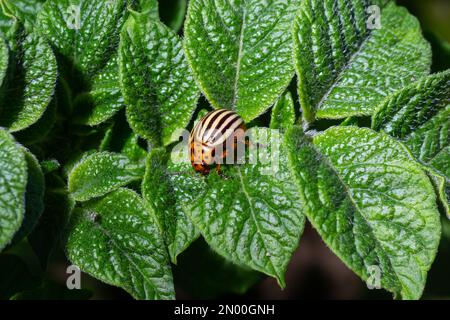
xmin=189 ymin=109 xmax=247 ymax=174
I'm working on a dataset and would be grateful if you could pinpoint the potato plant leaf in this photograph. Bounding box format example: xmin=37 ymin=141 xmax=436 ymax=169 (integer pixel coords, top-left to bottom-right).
xmin=184 ymin=0 xmax=301 ymax=122
xmin=0 ymin=0 xmax=45 ymax=34
xmin=139 ymin=0 xmax=159 ymax=16
xmin=73 ymin=55 xmax=124 ymax=126
xmin=66 ymin=188 xmax=175 ymax=300
xmin=293 ymin=0 xmax=431 ymax=122
xmin=270 ymin=91 xmax=296 ymax=132
xmin=285 ymin=126 xmax=441 ymax=299
xmin=121 ymin=133 xmax=147 ymax=164
xmin=10 ymin=151 xmax=44 ymax=245
xmin=98 ymin=115 xmax=148 ymax=164
xmin=70 ymin=1 xmax=160 ymax=127
xmin=37 ymin=1 xmax=159 ymax=127
xmin=0 ymin=36 xmax=7 ymax=86
xmin=14 ymin=99 xmax=57 ymax=145
xmin=0 ymin=27 xmax=57 ymax=132
xmin=142 ymin=148 xmax=201 ymax=264
xmin=0 ymin=129 xmax=27 ymax=251
xmin=119 ymin=13 xmax=199 ymax=146
xmin=68 ymin=152 xmax=145 ymax=202
xmin=372 ymin=70 xmax=450 ymax=213
xmin=37 ymin=0 xmax=128 ymax=80
xmin=425 ymin=168 xmax=449 ymax=217
xmin=185 ymin=128 xmax=305 ymax=286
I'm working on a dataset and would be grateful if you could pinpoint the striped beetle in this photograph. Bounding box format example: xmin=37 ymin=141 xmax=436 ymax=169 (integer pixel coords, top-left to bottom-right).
xmin=189 ymin=109 xmax=247 ymax=175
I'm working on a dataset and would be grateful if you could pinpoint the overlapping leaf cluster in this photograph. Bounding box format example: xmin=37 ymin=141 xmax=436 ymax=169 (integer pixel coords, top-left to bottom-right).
xmin=0 ymin=0 xmax=448 ymax=300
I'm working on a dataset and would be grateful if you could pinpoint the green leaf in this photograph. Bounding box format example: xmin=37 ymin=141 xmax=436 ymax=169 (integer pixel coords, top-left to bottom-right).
xmin=66 ymin=188 xmax=175 ymax=300
xmin=184 ymin=0 xmax=300 ymax=122
xmin=185 ymin=128 xmax=305 ymax=286
xmin=37 ymin=0 xmax=128 ymax=80
xmin=73 ymin=55 xmax=124 ymax=126
xmin=158 ymin=0 xmax=186 ymax=32
xmin=68 ymin=152 xmax=145 ymax=202
xmin=15 ymin=99 xmax=57 ymax=145
xmin=10 ymin=150 xmax=44 ymax=245
xmin=340 ymin=116 xmax=365 ymax=127
xmin=0 ymin=129 xmax=27 ymax=251
xmin=0 ymin=0 xmax=45 ymax=34
xmin=0 ymin=35 xmax=7 ymax=86
xmin=121 ymin=133 xmax=147 ymax=164
xmin=372 ymin=70 xmax=450 ymax=214
xmin=425 ymin=168 xmax=449 ymax=218
xmin=174 ymin=238 xmax=262 ymax=299
xmin=270 ymin=91 xmax=296 ymax=131
xmin=0 ymin=29 xmax=57 ymax=131
xmin=142 ymin=148 xmax=201 ymax=264
xmin=285 ymin=125 xmax=441 ymax=299
xmin=40 ymin=159 xmax=60 ymax=174
xmin=37 ymin=1 xmax=157 ymax=127
xmin=139 ymin=0 xmax=159 ymax=17
xmin=97 ymin=113 xmax=148 ymax=163
xmin=293 ymin=0 xmax=431 ymax=122
xmin=119 ymin=14 xmax=199 ymax=146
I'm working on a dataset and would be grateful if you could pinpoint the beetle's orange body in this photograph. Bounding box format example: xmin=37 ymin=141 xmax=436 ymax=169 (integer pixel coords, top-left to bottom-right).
xmin=189 ymin=109 xmax=246 ymax=174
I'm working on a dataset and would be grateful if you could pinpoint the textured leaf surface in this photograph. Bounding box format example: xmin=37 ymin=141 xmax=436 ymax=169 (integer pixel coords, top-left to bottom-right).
xmin=98 ymin=115 xmax=148 ymax=164
xmin=68 ymin=152 xmax=145 ymax=202
xmin=0 ymin=30 xmax=57 ymax=131
xmin=142 ymin=148 xmax=201 ymax=264
xmin=120 ymin=14 xmax=199 ymax=146
xmin=186 ymin=128 xmax=305 ymax=286
xmin=66 ymin=188 xmax=174 ymax=300
xmin=293 ymin=0 xmax=431 ymax=122
xmin=425 ymin=168 xmax=449 ymax=217
xmin=270 ymin=91 xmax=296 ymax=131
xmin=0 ymin=129 xmax=27 ymax=251
xmin=10 ymin=151 xmax=44 ymax=245
xmin=74 ymin=55 xmax=124 ymax=126
xmin=15 ymin=99 xmax=57 ymax=145
xmin=184 ymin=0 xmax=300 ymax=122
xmin=37 ymin=0 xmax=128 ymax=80
xmin=139 ymin=0 xmax=159 ymax=16
xmin=373 ymin=70 xmax=450 ymax=212
xmin=37 ymin=1 xmax=157 ymax=127
xmin=73 ymin=0 xmax=163 ymax=126
xmin=285 ymin=126 xmax=441 ymax=299
xmin=0 ymin=0 xmax=45 ymax=34
xmin=0 ymin=36 xmax=7 ymax=87
xmin=120 ymin=133 xmax=147 ymax=164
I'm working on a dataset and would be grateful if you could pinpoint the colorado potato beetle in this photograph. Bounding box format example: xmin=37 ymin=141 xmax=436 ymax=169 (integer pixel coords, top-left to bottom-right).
xmin=189 ymin=109 xmax=247 ymax=175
